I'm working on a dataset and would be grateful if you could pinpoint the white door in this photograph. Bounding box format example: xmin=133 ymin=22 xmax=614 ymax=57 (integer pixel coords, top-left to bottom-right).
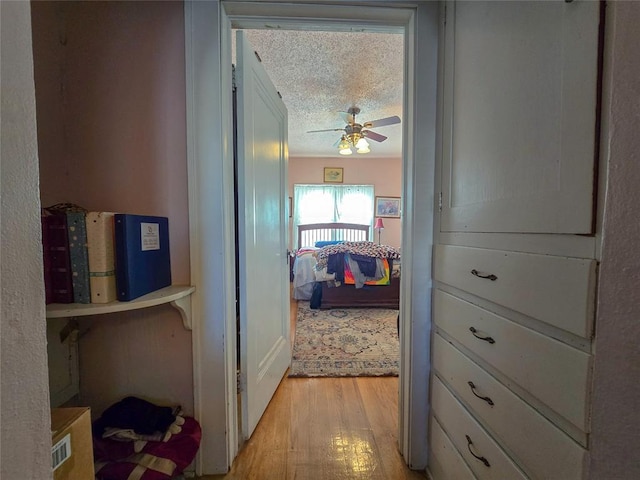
xmin=440 ymin=0 xmax=600 ymax=234
xmin=236 ymin=31 xmax=290 ymax=439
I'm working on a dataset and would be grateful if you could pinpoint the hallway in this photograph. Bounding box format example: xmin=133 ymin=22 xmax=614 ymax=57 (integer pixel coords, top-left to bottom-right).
xmin=199 ymin=290 xmax=424 ymax=478
xmin=202 ymin=375 xmax=426 ymax=479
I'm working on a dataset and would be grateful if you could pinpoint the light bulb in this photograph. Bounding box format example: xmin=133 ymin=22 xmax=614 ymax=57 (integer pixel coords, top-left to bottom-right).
xmin=355 ymin=137 xmax=369 ymax=149
xmin=356 ymin=144 xmax=370 ymax=154
xmin=339 ymin=146 xmax=353 ymax=155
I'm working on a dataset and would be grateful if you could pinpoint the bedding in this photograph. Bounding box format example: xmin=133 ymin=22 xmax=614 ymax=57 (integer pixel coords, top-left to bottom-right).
xmin=292 ymin=224 xmax=401 ymax=308
xmin=93 ymin=417 xmax=201 ymax=480
xmin=315 ymin=241 xmax=401 ymax=268
xmin=292 ymin=248 xmax=395 ymax=298
xmin=292 ymin=249 xmax=322 ymax=300
xmin=344 ymin=255 xmax=390 ymax=287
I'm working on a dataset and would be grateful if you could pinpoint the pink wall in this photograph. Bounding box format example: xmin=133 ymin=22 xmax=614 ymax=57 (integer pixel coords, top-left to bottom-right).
xmin=289 ymin=156 xmax=402 ymax=248
xmin=33 ymin=1 xmax=190 ymax=285
xmin=31 ymin=1 xmax=193 ymax=417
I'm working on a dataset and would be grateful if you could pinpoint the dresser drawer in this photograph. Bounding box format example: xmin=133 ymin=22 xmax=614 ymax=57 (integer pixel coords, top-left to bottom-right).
xmin=431 ymin=375 xmax=527 ymax=480
xmin=433 ymin=334 xmax=587 ymax=479
xmin=429 ymin=415 xmax=477 ymax=480
xmin=434 ymin=289 xmax=592 ymax=433
xmin=433 ymin=244 xmax=596 ymax=337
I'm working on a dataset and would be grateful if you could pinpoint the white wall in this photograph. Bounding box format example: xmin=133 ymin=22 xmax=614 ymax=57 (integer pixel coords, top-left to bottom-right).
xmin=0 ymin=2 xmax=52 ymax=478
xmin=589 ymin=2 xmax=640 ymax=478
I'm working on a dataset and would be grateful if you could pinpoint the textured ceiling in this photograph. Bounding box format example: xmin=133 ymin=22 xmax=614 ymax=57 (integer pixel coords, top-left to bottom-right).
xmin=236 ymin=29 xmax=404 ymax=159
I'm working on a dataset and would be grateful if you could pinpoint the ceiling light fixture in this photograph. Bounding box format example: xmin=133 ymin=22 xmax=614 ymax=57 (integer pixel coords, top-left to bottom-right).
xmin=309 ymin=106 xmax=402 ymax=157
xmin=338 ymin=136 xmax=353 ymax=155
xmin=355 ymin=137 xmax=369 ymax=149
xmin=355 ymin=137 xmax=370 ymax=153
xmin=338 ymin=133 xmax=370 ymax=155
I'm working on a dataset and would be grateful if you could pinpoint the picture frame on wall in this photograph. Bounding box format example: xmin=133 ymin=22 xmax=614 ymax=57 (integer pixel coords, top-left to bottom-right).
xmin=323 ymin=167 xmax=343 ymax=183
xmin=375 ymin=196 xmax=401 ymax=218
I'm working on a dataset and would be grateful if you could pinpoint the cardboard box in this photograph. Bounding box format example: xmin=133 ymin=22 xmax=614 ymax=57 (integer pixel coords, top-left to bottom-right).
xmin=51 ymin=407 xmax=95 ymax=480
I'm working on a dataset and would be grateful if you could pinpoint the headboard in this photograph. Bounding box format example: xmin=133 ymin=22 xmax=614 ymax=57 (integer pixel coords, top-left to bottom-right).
xmin=297 ymin=222 xmax=370 ymax=249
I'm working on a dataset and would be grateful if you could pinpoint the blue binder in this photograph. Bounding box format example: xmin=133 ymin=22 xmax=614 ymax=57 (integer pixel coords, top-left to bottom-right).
xmin=114 ymin=214 xmax=171 ymax=301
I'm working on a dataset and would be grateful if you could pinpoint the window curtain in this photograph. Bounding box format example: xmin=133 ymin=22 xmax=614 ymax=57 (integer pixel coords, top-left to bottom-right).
xmin=293 ymin=184 xmax=374 ymax=248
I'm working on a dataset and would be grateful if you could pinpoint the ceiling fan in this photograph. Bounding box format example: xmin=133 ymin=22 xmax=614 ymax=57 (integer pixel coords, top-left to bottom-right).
xmin=306 ymin=107 xmax=401 ymax=155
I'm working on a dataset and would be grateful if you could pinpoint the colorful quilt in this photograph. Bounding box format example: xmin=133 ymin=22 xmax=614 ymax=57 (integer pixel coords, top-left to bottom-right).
xmin=344 ymin=256 xmax=390 ymax=286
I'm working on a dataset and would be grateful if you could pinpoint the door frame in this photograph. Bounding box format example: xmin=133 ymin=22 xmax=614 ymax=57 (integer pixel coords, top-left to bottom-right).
xmin=184 ymin=1 xmax=438 ymax=474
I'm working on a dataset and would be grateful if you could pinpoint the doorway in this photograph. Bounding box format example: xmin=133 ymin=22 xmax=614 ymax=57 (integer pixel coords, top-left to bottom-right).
xmin=185 ymin=2 xmax=438 ymax=474
xmin=232 ymin=22 xmax=404 ymax=441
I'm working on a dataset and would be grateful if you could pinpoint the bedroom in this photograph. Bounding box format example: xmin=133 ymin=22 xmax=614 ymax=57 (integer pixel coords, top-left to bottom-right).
xmin=233 ymin=29 xmax=404 ymax=312
xmin=233 ymin=25 xmax=406 ymax=444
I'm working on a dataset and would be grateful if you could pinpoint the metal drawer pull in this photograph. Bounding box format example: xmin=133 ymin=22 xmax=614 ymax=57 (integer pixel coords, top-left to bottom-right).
xmin=471 ymin=269 xmax=498 ymax=281
xmin=466 ymin=434 xmax=491 ymax=467
xmin=468 ymin=381 xmax=494 ymax=406
xmin=469 ymin=327 xmax=495 ymax=344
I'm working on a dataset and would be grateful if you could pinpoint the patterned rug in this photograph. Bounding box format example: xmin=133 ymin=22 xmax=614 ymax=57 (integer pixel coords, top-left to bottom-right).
xmin=289 ymin=302 xmax=399 ymax=377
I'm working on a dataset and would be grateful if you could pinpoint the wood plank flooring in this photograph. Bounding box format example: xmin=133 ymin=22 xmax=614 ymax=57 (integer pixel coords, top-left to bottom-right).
xmin=200 ymin=294 xmax=425 ymax=479
xmin=201 ymin=376 xmax=426 ymax=480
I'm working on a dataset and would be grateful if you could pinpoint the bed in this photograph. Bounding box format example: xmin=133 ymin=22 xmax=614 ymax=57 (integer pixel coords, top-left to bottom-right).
xmin=292 ymin=222 xmax=400 ymax=309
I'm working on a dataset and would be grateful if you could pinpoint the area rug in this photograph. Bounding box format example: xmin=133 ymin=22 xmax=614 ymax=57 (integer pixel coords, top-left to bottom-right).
xmin=289 ymin=302 xmax=399 ymax=377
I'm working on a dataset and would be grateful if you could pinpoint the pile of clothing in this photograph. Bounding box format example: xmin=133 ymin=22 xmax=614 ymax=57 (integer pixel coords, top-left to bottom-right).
xmin=317 ymin=241 xmax=400 ymax=288
xmin=92 ymin=396 xmax=201 ymax=480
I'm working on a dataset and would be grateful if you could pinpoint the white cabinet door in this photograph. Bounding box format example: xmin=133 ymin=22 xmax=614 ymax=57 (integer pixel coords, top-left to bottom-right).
xmin=440 ymin=1 xmax=600 ymax=233
xmin=237 ymin=31 xmax=290 ymax=439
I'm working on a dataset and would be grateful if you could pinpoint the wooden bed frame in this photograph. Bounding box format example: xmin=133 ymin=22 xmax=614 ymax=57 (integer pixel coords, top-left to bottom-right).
xmin=296 ymin=222 xmax=400 ymax=310
xmin=297 ymin=222 xmax=370 ymax=249
xmin=319 ymin=277 xmax=400 ymax=310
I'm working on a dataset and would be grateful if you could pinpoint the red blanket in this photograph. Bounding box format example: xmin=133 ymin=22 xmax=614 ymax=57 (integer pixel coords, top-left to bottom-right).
xmin=94 ymin=416 xmax=201 ymax=480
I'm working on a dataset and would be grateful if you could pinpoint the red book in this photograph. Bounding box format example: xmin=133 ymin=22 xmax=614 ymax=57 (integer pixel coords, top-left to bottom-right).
xmin=41 ymin=215 xmax=53 ymax=304
xmin=42 ymin=213 xmax=74 ymax=304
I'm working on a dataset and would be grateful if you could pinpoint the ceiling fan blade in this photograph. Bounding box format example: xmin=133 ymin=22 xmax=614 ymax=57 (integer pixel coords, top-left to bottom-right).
xmin=332 ymin=137 xmax=344 ymax=147
xmin=363 ymin=115 xmax=401 ymax=129
xmin=338 ymin=111 xmax=355 ymax=125
xmin=363 ymin=130 xmax=387 ymax=143
xmin=306 ymin=128 xmax=344 ymax=133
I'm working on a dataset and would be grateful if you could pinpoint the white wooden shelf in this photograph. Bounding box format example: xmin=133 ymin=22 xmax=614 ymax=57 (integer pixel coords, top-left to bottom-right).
xmin=46 ymin=285 xmax=196 ymax=330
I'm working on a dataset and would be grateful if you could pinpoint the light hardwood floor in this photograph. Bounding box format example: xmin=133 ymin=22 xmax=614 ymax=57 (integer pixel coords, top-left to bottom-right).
xmin=200 ymin=295 xmax=426 ymax=480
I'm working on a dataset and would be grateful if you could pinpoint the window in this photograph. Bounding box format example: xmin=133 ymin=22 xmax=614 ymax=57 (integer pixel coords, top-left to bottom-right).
xmin=293 ymin=184 xmax=374 ymax=247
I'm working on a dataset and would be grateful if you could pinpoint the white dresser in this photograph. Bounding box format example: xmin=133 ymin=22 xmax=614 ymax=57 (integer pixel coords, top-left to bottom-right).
xmin=430 ymin=245 xmax=596 ymax=479
xmin=428 ymin=1 xmax=601 ymax=479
